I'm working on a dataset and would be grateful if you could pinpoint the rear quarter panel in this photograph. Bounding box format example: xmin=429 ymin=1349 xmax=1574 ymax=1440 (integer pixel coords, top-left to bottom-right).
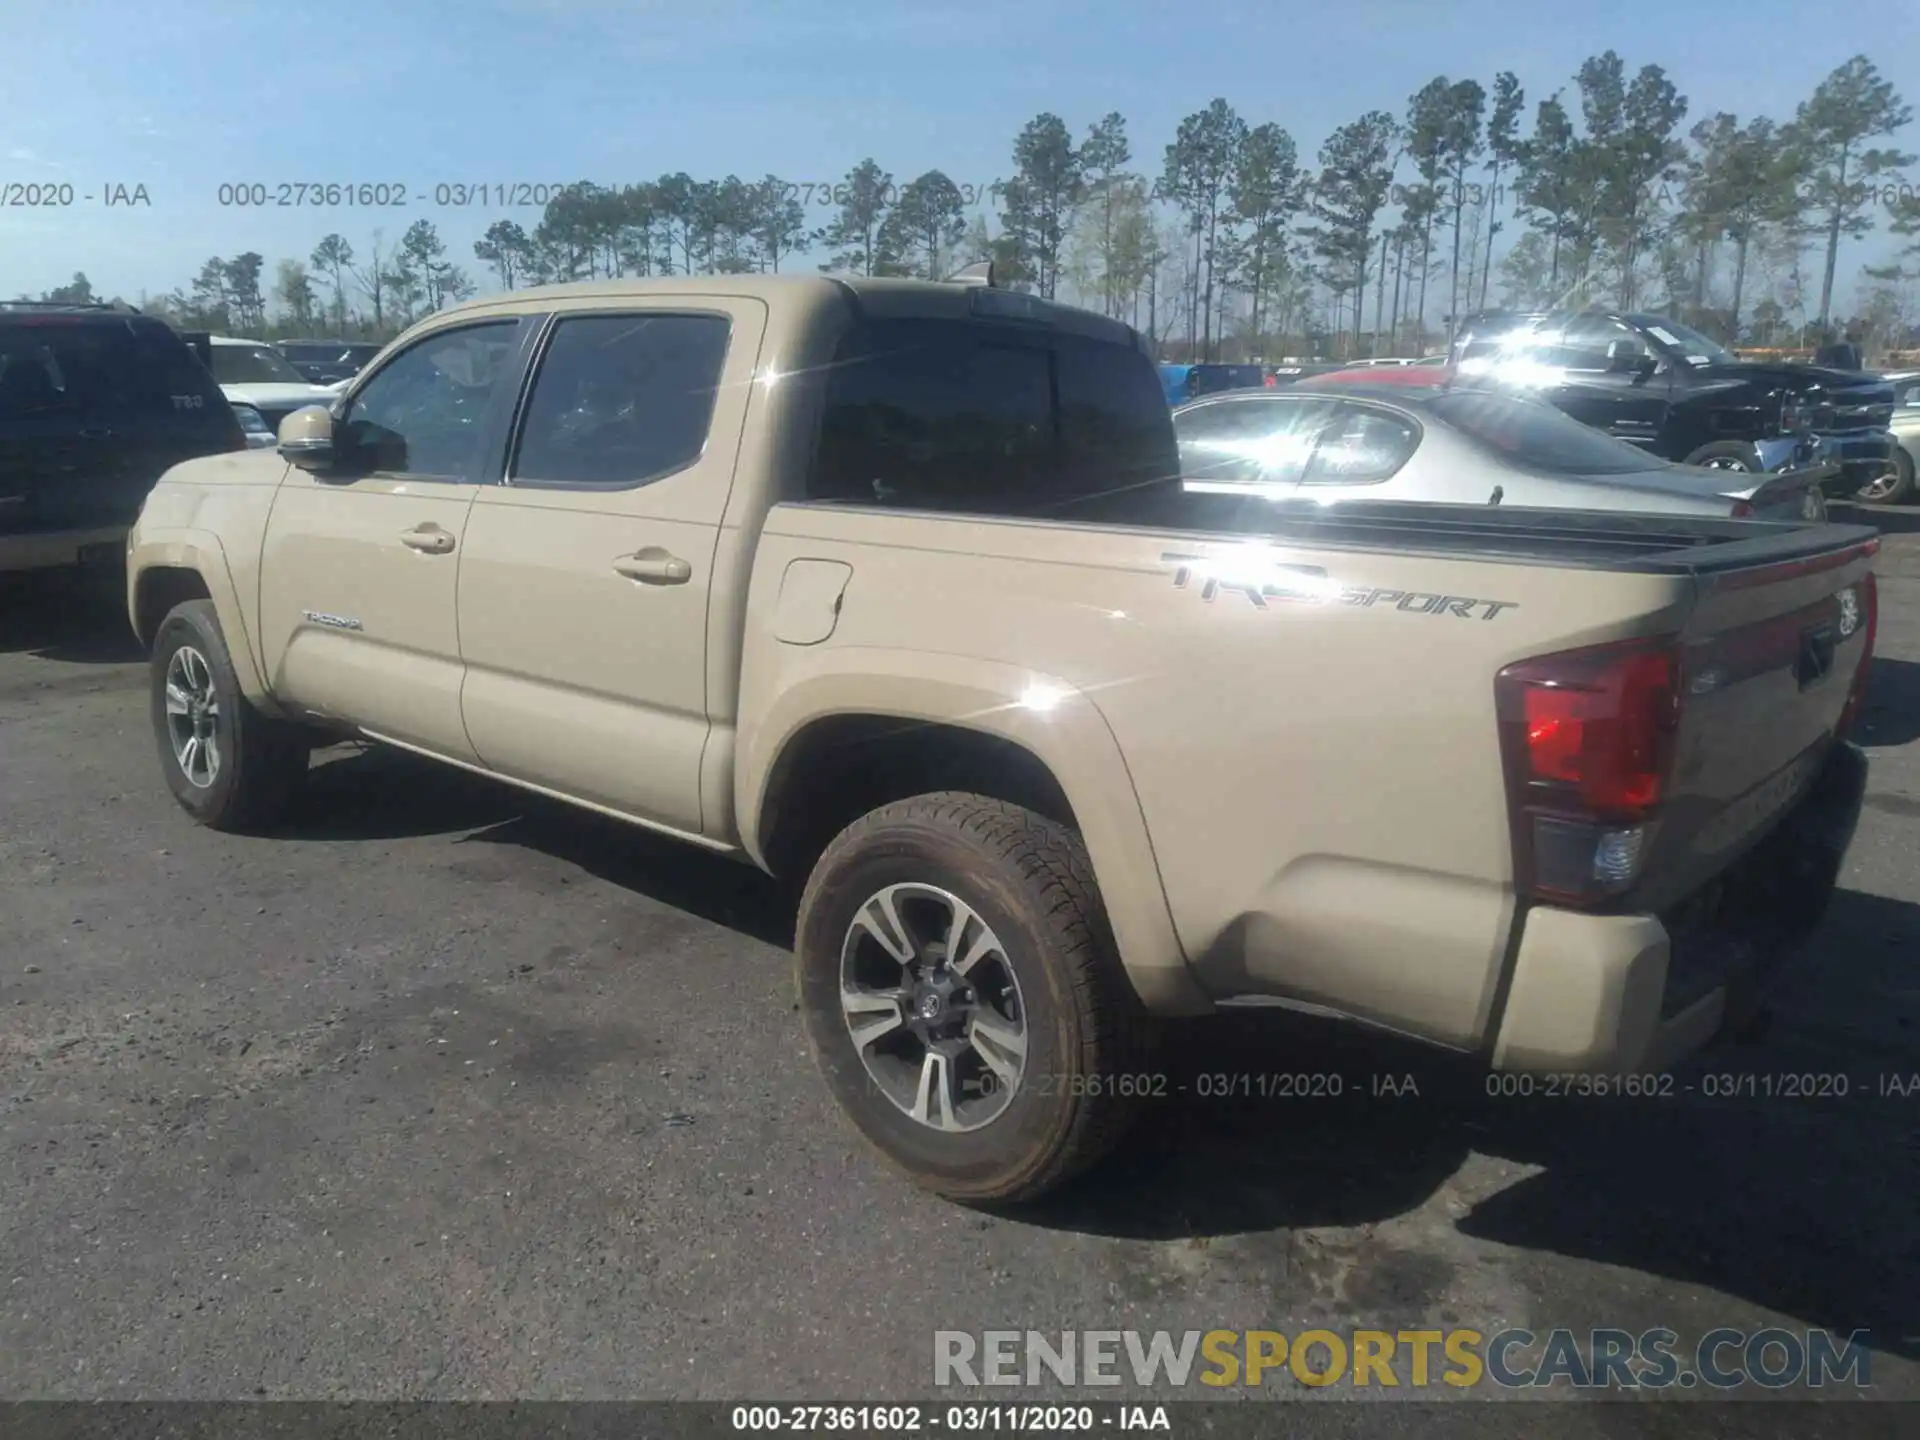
xmin=737 ymin=502 xmax=1696 ymax=1046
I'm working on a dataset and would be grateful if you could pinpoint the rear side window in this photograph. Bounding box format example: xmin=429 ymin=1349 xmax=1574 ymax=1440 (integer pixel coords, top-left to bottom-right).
xmin=0 ymin=319 xmax=227 ymax=424
xmin=1301 ymin=403 xmax=1420 ymax=484
xmin=1428 ymin=389 xmax=1652 ymax=476
xmin=808 ymin=318 xmax=1178 ymax=517
xmin=1176 ymin=396 xmax=1339 ymax=487
xmin=512 ymin=313 xmax=731 ymax=489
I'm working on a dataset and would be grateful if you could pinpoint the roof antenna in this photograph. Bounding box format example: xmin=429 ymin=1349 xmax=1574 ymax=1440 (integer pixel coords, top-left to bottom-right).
xmin=946 ymin=260 xmax=996 ymax=288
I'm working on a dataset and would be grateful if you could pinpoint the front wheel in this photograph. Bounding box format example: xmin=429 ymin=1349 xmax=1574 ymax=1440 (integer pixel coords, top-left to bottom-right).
xmin=150 ymin=599 xmax=310 ymax=832
xmin=1682 ymin=441 xmax=1761 ymax=472
xmin=1856 ymin=448 xmax=1916 ymax=506
xmin=796 ymin=793 xmax=1154 ymax=1204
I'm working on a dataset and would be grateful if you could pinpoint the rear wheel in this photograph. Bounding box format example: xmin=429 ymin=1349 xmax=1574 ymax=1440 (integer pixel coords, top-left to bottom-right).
xmin=150 ymin=599 xmax=309 ymax=832
xmin=1682 ymin=441 xmax=1761 ymax=472
xmin=1856 ymin=448 xmax=1915 ymax=506
xmin=796 ymin=792 xmax=1154 ymax=1204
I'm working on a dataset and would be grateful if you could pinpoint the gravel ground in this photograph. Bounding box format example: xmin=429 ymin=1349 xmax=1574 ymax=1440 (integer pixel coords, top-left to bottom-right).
xmin=1 ymin=511 xmax=1917 ymax=1419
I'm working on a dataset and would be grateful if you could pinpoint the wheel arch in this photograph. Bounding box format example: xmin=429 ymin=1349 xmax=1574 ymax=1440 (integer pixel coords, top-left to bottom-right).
xmin=129 ymin=531 xmax=277 ymax=709
xmin=738 ymin=653 xmax=1210 ymax=1016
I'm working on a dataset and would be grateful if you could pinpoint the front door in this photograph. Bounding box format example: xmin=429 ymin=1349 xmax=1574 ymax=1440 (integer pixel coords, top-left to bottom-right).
xmin=456 ymin=301 xmax=765 ymax=836
xmin=257 ymin=318 xmax=530 ymax=760
xmin=1546 ymin=314 xmax=1672 ymax=449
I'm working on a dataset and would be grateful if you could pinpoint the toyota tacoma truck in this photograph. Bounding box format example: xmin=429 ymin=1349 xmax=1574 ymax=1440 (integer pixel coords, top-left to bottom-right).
xmin=124 ymin=273 xmax=1875 ymax=1204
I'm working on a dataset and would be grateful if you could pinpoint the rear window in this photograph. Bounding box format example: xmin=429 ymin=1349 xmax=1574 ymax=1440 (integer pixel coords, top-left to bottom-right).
xmin=808 ymin=317 xmax=1178 ymax=518
xmin=0 ymin=319 xmax=228 ymax=423
xmin=1427 ymin=389 xmax=1654 ymax=476
xmin=211 ymin=343 xmax=307 ymax=386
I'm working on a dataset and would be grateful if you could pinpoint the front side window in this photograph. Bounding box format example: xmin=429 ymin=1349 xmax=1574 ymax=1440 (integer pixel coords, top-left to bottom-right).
xmin=341 ymin=320 xmax=522 ymax=477
xmin=512 ymin=313 xmax=731 ymax=488
xmin=1557 ymin=315 xmax=1646 ymax=371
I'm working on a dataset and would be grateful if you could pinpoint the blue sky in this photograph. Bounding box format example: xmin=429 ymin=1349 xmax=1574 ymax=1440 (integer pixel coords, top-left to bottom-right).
xmin=5 ymin=0 xmax=1919 ymax=307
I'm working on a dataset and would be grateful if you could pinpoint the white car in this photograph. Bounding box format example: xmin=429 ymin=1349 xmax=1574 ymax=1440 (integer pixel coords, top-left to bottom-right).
xmin=207 ymin=337 xmax=335 ymax=442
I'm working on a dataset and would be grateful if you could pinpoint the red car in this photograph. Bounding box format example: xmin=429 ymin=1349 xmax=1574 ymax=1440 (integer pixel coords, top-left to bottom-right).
xmin=1296 ymin=358 xmax=1454 ymax=388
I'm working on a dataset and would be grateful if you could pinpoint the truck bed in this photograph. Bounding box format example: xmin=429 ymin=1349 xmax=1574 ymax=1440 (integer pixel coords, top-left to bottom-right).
xmin=1123 ymin=491 xmax=1880 ymax=573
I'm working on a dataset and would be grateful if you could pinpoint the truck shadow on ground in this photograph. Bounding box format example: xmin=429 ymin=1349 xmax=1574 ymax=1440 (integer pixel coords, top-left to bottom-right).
xmin=1832 ymin=501 xmax=1920 ymax=536
xmin=288 ymin=745 xmax=798 ymax=947
xmin=274 ymin=732 xmax=1919 ymax=1358
xmin=1024 ymin=883 xmax=1920 ymax=1360
xmin=1857 ymin=657 xmax=1920 ymax=748
xmin=0 ymin=569 xmax=143 ymax=665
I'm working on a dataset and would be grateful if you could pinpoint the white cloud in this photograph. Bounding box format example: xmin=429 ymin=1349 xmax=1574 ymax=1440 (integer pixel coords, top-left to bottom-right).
xmin=7 ymin=147 xmax=37 ymax=162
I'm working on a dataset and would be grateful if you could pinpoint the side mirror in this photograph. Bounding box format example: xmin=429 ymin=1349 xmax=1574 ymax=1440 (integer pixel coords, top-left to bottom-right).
xmin=278 ymin=404 xmax=337 ymax=470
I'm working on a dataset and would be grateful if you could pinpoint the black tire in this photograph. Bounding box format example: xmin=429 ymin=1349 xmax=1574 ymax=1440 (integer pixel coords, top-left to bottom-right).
xmin=1682 ymin=441 xmax=1761 ymax=472
xmin=150 ymin=599 xmax=309 ymax=832
xmin=1856 ymin=447 xmax=1916 ymax=506
xmin=796 ymin=792 xmax=1154 ymax=1205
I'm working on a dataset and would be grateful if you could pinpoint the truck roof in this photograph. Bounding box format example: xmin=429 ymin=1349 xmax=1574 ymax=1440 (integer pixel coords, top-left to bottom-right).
xmin=429 ymin=273 xmax=1143 ymax=347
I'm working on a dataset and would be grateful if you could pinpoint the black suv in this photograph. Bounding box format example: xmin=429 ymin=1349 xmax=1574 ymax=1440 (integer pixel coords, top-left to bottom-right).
xmin=1450 ymin=310 xmax=1899 ymax=499
xmin=274 ymin=340 xmax=383 ymax=385
xmin=1 ymin=304 xmax=242 ymax=575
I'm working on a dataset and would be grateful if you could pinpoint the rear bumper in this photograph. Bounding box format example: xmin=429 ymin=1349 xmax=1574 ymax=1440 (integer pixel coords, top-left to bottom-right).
xmin=1490 ymin=742 xmax=1867 ymax=1071
xmin=0 ymin=525 xmax=130 ymax=574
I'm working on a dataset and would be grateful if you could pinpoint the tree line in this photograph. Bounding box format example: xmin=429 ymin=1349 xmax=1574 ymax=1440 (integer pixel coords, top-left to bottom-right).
xmin=31 ymin=50 xmax=1920 ymax=361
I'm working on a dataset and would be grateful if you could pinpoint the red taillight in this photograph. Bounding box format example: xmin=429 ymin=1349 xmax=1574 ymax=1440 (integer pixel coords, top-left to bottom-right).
xmin=1497 ymin=638 xmax=1683 ymax=905
xmin=1506 ymin=642 xmax=1680 ymax=818
xmin=1263 ymin=373 xmax=1278 ymax=387
xmin=1836 ymin=572 xmax=1878 ymax=741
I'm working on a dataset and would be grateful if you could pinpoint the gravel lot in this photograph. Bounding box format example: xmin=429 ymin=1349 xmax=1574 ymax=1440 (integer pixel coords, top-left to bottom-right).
xmin=2 ymin=511 xmax=1917 ymax=1414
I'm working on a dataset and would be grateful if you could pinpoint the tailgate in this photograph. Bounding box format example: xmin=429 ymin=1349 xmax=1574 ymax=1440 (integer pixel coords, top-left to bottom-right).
xmin=1633 ymin=533 xmax=1878 ymax=910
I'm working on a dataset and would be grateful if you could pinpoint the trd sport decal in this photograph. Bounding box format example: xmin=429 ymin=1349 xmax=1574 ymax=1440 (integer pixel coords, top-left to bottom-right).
xmin=1160 ymin=552 xmax=1518 ymax=619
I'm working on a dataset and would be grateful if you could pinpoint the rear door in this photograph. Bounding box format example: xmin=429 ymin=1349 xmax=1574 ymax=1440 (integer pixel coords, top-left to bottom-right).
xmin=456 ymin=301 xmax=762 ymax=835
xmin=0 ymin=316 xmax=235 ymax=538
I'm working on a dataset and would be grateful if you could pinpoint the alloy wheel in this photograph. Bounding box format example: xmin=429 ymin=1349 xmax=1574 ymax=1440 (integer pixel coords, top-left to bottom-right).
xmin=839 ymin=882 xmax=1028 ymax=1133
xmin=163 ymin=644 xmax=222 ymax=789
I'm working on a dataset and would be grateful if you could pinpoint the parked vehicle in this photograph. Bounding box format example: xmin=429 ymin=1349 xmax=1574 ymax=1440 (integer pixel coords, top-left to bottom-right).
xmin=206 ymin=337 xmax=337 ymax=432
xmin=1877 ymin=370 xmax=1920 ymax=506
xmin=1158 ymin=362 xmax=1273 ymax=404
xmin=1448 ymin=310 xmax=1901 ymax=503
xmin=127 ymin=273 xmax=1874 ymax=1204
xmin=232 ymin=403 xmax=278 ymax=449
xmin=275 ymin=340 xmax=385 ymax=385
xmin=0 ymin=302 xmax=242 ymax=574
xmin=1158 ymin=362 xmax=1192 ymax=405
xmin=1175 ymin=383 xmax=1829 ymax=521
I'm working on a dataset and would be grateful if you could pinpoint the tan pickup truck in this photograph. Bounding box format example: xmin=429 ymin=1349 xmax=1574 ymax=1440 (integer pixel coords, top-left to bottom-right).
xmin=125 ymin=273 xmax=1877 ymax=1203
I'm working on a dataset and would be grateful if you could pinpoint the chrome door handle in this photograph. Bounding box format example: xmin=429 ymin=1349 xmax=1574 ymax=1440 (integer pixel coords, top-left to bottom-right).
xmin=400 ymin=525 xmax=456 ymax=554
xmin=613 ymin=549 xmax=692 ymax=585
